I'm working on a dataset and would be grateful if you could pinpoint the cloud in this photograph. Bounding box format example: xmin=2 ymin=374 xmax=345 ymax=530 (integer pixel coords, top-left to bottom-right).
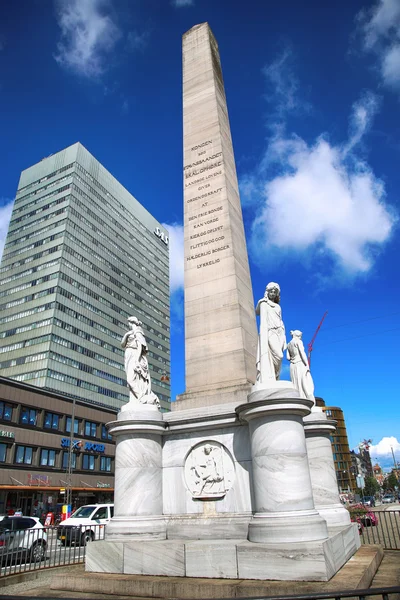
xmin=358 ymin=0 xmax=400 ymax=91
xmin=127 ymin=30 xmax=149 ymax=52
xmin=0 ymin=200 xmax=14 ymax=261
xmin=243 ymin=92 xmax=395 ymax=275
xmin=369 ymin=436 xmax=400 ymax=458
xmin=171 ymin=0 xmax=194 ymax=7
xmin=263 ymin=48 xmax=304 ymax=119
xmin=54 ymin=0 xmax=122 ymax=78
xmin=162 ymin=222 xmax=184 ymax=324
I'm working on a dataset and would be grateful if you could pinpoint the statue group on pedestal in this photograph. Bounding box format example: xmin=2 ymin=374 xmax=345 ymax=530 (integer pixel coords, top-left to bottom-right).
xmin=256 ymin=282 xmax=315 ymax=402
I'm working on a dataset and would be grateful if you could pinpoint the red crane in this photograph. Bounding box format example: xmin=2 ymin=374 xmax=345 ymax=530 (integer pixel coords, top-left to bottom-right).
xmin=307 ymin=311 xmax=328 ymax=366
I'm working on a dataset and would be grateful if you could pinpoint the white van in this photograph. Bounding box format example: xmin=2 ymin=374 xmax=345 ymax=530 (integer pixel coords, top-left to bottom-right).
xmin=57 ymin=503 xmax=113 ymax=546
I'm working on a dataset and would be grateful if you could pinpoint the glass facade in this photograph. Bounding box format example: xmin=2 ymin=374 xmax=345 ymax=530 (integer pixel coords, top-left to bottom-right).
xmin=0 ymin=143 xmax=170 ymax=411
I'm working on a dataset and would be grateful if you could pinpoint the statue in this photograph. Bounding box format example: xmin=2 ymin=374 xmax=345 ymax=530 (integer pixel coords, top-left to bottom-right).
xmin=286 ymin=330 xmax=315 ymax=404
xmin=256 ymin=282 xmax=287 ymax=382
xmin=121 ymin=316 xmax=160 ymax=409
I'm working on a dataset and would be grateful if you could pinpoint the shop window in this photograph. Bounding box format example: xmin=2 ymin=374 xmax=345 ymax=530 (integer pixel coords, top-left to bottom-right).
xmin=82 ymin=454 xmax=95 ymax=470
xmin=40 ymin=448 xmax=56 ymax=467
xmin=84 ymin=421 xmax=97 ymax=438
xmin=0 ymin=443 xmax=7 ymax=462
xmin=62 ymin=451 xmax=76 ymax=469
xmin=100 ymin=456 xmax=111 ymax=472
xmin=20 ymin=407 xmax=37 ymax=426
xmin=65 ymin=417 xmax=79 ymax=434
xmin=15 ymin=445 xmax=33 ymax=465
xmin=44 ymin=412 xmax=59 ymax=430
xmin=101 ymin=424 xmax=112 ymax=440
xmin=0 ymin=402 xmax=13 ymax=421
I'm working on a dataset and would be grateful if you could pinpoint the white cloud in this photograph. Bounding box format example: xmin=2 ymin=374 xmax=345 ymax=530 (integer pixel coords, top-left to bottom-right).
xmin=54 ymin=0 xmax=122 ymax=78
xmin=0 ymin=200 xmax=14 ymax=261
xmin=162 ymin=222 xmax=184 ymax=294
xmin=127 ymin=30 xmax=149 ymax=52
xmin=358 ymin=0 xmax=400 ymax=91
xmin=369 ymin=436 xmax=400 ymax=458
xmin=262 ymin=48 xmax=302 ymax=118
xmin=171 ymin=0 xmax=194 ymax=6
xmin=244 ymin=92 xmax=395 ymax=274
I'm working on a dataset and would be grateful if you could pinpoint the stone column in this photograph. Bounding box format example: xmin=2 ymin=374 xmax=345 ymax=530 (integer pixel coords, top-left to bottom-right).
xmin=237 ymin=385 xmax=328 ymax=544
xmin=304 ymin=410 xmax=351 ymax=528
xmin=105 ymin=405 xmax=166 ymax=540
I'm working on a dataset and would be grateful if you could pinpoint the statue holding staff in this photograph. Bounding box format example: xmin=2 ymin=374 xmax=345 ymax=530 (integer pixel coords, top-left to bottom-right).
xmin=256 ymin=282 xmax=287 ymax=383
xmin=286 ymin=330 xmax=315 ymax=404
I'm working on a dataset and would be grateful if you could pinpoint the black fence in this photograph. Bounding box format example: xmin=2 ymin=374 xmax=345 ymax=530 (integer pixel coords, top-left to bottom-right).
xmin=0 ymin=523 xmax=105 ymax=577
xmin=357 ymin=510 xmax=400 ymax=550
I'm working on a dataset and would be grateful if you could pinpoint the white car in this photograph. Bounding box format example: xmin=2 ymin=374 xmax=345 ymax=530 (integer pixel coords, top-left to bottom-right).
xmin=57 ymin=504 xmax=113 ymax=546
xmin=0 ymin=516 xmax=47 ymax=564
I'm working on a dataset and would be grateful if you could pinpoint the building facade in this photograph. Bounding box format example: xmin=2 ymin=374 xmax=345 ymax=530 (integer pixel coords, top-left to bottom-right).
xmin=0 ymin=376 xmax=117 ymax=517
xmin=316 ymin=398 xmax=357 ymax=493
xmin=0 ymin=143 xmax=170 ymax=411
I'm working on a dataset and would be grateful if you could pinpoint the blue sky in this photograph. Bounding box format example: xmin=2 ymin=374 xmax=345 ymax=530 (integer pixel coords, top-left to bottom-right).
xmin=1 ymin=0 xmax=399 ymax=468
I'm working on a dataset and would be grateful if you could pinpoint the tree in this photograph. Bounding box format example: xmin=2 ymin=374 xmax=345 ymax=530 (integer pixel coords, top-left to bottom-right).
xmin=386 ymin=471 xmax=398 ymax=491
xmin=364 ymin=476 xmax=380 ymax=496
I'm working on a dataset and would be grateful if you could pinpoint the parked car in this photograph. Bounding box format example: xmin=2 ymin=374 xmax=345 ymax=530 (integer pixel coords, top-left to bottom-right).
xmin=382 ymin=494 xmax=395 ymax=504
xmin=0 ymin=516 xmax=47 ymax=565
xmin=362 ymin=496 xmax=375 ymax=507
xmin=57 ymin=504 xmax=113 ymax=546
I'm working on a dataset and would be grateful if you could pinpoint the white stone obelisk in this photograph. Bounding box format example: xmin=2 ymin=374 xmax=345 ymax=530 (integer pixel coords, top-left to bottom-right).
xmin=177 ymin=23 xmax=258 ymax=410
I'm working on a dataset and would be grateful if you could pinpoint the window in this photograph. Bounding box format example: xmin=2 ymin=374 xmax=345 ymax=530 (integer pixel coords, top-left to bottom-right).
xmin=101 ymin=425 xmax=112 ymax=440
xmin=100 ymin=456 xmax=111 ymax=472
xmin=62 ymin=451 xmax=76 ymax=469
xmin=0 ymin=402 xmax=13 ymax=421
xmin=15 ymin=445 xmax=33 ymax=464
xmin=20 ymin=408 xmax=37 ymax=426
xmin=0 ymin=443 xmax=7 ymax=462
xmin=40 ymin=449 xmax=56 ymax=467
xmin=65 ymin=417 xmax=79 ymax=434
xmin=92 ymin=507 xmax=107 ymax=519
xmin=84 ymin=421 xmax=97 ymax=438
xmin=44 ymin=412 xmax=59 ymax=430
xmin=82 ymin=454 xmax=95 ymax=470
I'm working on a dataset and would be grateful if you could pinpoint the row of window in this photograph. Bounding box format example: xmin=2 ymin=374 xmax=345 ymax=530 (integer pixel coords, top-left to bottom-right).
xmin=2 ymin=213 xmax=67 ymax=258
xmin=0 ymin=287 xmax=56 ymax=313
xmin=0 ymin=258 xmax=59 ymax=287
xmin=0 ymin=245 xmax=62 ymax=281
xmin=69 ymin=199 xmax=168 ymax=297
xmin=0 ymin=273 xmax=58 ymax=301
xmin=13 ymin=176 xmax=72 ymax=212
xmin=63 ymin=245 xmax=168 ymax=334
xmin=64 ymin=224 xmax=169 ymax=316
xmin=70 ymin=194 xmax=168 ymax=294
xmin=15 ymin=163 xmax=74 ymax=197
xmin=0 ymin=400 xmax=112 ymax=439
xmin=0 ymin=443 xmax=112 ymax=472
xmin=9 ymin=187 xmax=70 ymax=224
xmin=74 ymin=165 xmax=168 ymax=271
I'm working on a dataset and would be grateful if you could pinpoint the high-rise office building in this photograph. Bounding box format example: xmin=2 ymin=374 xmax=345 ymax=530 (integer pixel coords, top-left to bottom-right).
xmin=0 ymin=143 xmax=170 ymax=411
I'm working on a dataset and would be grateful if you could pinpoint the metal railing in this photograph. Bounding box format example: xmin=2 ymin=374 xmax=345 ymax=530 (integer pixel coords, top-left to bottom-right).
xmin=0 ymin=523 xmax=105 ymax=577
xmin=216 ymin=588 xmax=400 ymax=600
xmin=357 ymin=509 xmax=400 ymax=550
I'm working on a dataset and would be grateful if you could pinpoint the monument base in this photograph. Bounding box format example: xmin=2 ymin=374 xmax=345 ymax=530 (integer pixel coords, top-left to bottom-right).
xmin=86 ymin=523 xmax=360 ymax=581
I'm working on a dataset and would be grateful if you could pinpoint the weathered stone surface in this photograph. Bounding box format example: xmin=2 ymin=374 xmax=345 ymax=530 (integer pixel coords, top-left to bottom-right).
xmin=178 ymin=22 xmax=257 ymax=407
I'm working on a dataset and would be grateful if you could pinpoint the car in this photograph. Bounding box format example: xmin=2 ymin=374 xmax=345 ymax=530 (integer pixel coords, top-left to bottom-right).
xmin=362 ymin=496 xmax=375 ymax=507
xmin=0 ymin=516 xmax=47 ymax=565
xmin=57 ymin=504 xmax=113 ymax=546
xmin=382 ymin=494 xmax=395 ymax=504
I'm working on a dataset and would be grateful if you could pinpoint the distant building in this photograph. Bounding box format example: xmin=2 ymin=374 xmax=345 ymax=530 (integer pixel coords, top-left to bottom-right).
xmin=373 ymin=463 xmax=384 ymax=486
xmin=0 ymin=143 xmax=170 ymax=411
xmin=0 ymin=375 xmax=116 ymax=516
xmin=316 ymin=397 xmax=357 ymax=493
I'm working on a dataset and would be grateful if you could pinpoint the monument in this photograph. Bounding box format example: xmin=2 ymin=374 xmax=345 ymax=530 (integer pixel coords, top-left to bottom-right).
xmin=85 ymin=22 xmax=359 ymax=581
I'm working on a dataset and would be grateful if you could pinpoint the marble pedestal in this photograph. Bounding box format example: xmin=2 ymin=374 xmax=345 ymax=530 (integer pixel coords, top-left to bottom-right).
xmin=87 ymin=384 xmax=360 ymax=581
xmin=105 ymin=404 xmax=167 ymax=540
xmin=304 ymin=410 xmax=351 ymax=528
